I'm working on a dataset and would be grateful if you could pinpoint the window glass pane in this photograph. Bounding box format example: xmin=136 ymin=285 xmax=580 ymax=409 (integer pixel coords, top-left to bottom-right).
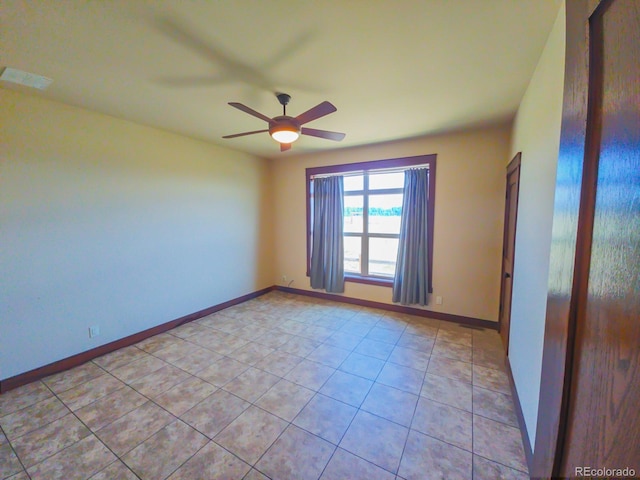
xmin=368 ymin=194 xmax=403 ymax=234
xmin=369 ymin=237 xmax=399 ymax=277
xmin=344 ymin=236 xmax=362 ymax=273
xmin=344 ymin=195 xmax=363 ymax=233
xmin=369 ymin=172 xmax=405 ymax=190
xmin=344 ymin=174 xmax=364 ymax=191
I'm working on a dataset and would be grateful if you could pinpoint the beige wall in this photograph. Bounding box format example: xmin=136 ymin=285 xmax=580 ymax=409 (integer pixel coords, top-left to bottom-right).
xmin=0 ymin=89 xmax=273 ymax=380
xmin=272 ymin=124 xmax=511 ymax=322
xmin=508 ymin=2 xmax=566 ymax=447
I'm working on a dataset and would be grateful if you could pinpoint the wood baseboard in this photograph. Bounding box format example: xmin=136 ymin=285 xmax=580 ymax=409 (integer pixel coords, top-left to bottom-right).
xmin=275 ymin=286 xmax=498 ymax=330
xmin=505 ymin=355 xmax=534 ymax=472
xmin=0 ymin=286 xmax=275 ymax=394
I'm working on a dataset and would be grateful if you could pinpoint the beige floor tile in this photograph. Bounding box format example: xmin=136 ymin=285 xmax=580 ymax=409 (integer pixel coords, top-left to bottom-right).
xmin=122 ymin=420 xmax=208 ymax=480
xmin=170 ymin=346 xmax=222 ymax=375
xmin=0 ymin=443 xmax=23 ymax=478
xmin=403 ymin=322 xmax=439 ymax=339
xmin=339 ymin=410 xmax=408 ymax=474
xmin=421 ymin=373 xmax=472 ymax=412
xmin=473 ymin=454 xmax=529 ymax=479
xmin=398 ymin=429 xmax=472 ymax=480
xmin=366 ymin=326 xmax=403 ymax=345
xmin=255 ymin=425 xmax=335 ymax=480
xmin=255 ymin=350 xmax=303 ymax=377
xmin=293 ymin=393 xmax=357 ymax=445
xmin=129 ymin=364 xmax=192 ymax=398
xmin=473 ymin=415 xmax=528 ymax=473
xmin=58 ymin=374 xmax=124 ymax=411
xmin=432 ymin=339 xmax=473 ymax=363
xmin=92 ymin=346 xmax=147 ymax=372
xmin=473 ymin=345 xmax=506 ymax=371
xmin=223 ymin=367 xmax=280 ymax=403
xmin=152 ymin=340 xmax=200 ymax=363
xmin=284 ymin=359 xmax=335 ymax=391
xmin=473 ymin=386 xmax=518 ymax=426
xmin=11 ymin=413 xmax=90 ymax=467
xmin=473 ymin=364 xmax=511 ymax=394
xmin=354 ymin=338 xmax=394 ymax=360
xmin=75 ymin=386 xmax=147 ymax=431
xmin=110 ymin=355 xmax=167 ymax=384
xmin=319 ymin=371 xmax=373 ymax=407
xmin=168 ymin=321 xmax=213 ymax=339
xmin=255 ymin=379 xmax=314 ymax=422
xmin=278 ymin=337 xmax=321 ymax=357
xmin=95 ymin=402 xmax=174 ymax=456
xmin=196 ymin=356 xmax=249 ymax=387
xmin=396 ymin=332 xmax=435 ymax=353
xmin=320 ymin=447 xmax=396 ymax=480
xmin=376 ymin=363 xmax=424 ymax=395
xmin=136 ymin=333 xmax=181 ymax=354
xmin=167 ymin=441 xmax=250 ymax=480
xmin=90 ymin=460 xmax=139 ymax=480
xmin=307 ymin=344 xmax=350 ymax=368
xmin=412 ymin=397 xmax=472 ymax=451
xmin=361 ymin=383 xmax=418 ymax=427
xmin=436 ymin=328 xmax=473 ymax=347
xmin=42 ymin=363 xmax=105 ymax=394
xmin=180 ymin=389 xmax=249 ymax=438
xmin=211 ymin=334 xmax=250 ymax=355
xmin=27 ymin=435 xmax=115 ymax=480
xmin=339 ymin=321 xmax=373 ymax=338
xmin=387 ymin=345 xmax=431 ymax=371
xmin=255 ymin=330 xmax=294 ymax=349
xmin=5 ymin=470 xmax=30 ymax=480
xmin=324 ymin=331 xmax=362 ymax=350
xmin=427 ymin=356 xmax=472 ymax=383
xmin=152 ymin=376 xmax=217 ymax=416
xmin=227 ymin=342 xmax=275 ymax=365
xmin=215 ymin=406 xmax=288 ymax=465
xmin=0 ymin=396 xmax=69 ymax=441
xmin=0 ymin=382 xmax=53 ymax=417
xmin=338 ymin=352 xmax=385 ymax=380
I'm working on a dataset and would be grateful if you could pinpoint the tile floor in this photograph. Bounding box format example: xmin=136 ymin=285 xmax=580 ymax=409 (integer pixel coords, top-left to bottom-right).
xmin=0 ymin=291 xmax=529 ymax=480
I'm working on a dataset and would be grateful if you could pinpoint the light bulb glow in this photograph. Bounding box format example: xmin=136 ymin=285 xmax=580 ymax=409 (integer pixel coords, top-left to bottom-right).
xmin=271 ymin=129 xmax=300 ymax=143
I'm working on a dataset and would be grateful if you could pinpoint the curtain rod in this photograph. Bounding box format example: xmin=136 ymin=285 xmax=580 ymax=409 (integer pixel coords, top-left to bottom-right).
xmin=310 ymin=165 xmax=429 ymax=179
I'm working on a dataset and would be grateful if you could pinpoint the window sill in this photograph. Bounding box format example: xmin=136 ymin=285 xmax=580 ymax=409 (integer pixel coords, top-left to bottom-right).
xmin=345 ymin=274 xmax=393 ymax=287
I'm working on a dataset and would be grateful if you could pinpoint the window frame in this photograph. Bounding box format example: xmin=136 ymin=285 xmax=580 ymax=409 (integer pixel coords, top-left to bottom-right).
xmin=306 ymin=154 xmax=437 ymax=290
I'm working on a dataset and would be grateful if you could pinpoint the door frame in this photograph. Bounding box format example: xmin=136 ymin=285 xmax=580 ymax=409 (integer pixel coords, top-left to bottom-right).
xmin=499 ymin=152 xmax=521 ymax=354
xmin=532 ymin=0 xmax=608 ymax=477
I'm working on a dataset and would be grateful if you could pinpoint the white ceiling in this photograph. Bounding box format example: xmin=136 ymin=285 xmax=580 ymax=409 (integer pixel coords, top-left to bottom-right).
xmin=1 ymin=0 xmax=562 ymax=159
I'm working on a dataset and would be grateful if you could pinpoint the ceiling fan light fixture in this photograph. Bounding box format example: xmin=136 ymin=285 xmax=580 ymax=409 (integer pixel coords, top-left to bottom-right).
xmin=270 ymin=128 xmax=300 ymax=143
xmin=269 ymin=117 xmax=300 ymax=143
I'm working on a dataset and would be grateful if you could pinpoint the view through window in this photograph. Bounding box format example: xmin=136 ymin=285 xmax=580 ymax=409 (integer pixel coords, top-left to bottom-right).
xmin=306 ymin=154 xmax=436 ymax=287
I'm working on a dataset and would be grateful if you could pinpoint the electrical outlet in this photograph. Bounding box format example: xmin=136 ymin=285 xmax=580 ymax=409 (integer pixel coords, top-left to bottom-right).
xmin=89 ymin=326 xmax=100 ymax=338
xmin=282 ymin=275 xmax=287 ymax=283
xmin=436 ymin=296 xmax=443 ymax=305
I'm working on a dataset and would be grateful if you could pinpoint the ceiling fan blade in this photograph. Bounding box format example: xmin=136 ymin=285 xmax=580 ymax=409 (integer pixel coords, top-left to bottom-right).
xmin=280 ymin=143 xmax=292 ymax=152
xmin=295 ymin=101 xmax=337 ymax=125
xmin=301 ymin=127 xmax=346 ymax=142
xmin=228 ymin=102 xmax=274 ymax=124
xmin=222 ymin=129 xmax=269 ymax=139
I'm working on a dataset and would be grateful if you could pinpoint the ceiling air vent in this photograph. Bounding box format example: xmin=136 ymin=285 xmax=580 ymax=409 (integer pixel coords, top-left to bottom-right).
xmin=0 ymin=67 xmax=53 ymax=90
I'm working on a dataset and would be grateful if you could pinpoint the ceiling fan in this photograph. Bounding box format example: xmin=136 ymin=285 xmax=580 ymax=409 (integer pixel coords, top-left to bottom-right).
xmin=223 ymin=93 xmax=345 ymax=152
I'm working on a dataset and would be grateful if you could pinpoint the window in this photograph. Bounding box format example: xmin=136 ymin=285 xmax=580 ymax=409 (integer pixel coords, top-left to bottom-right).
xmin=306 ymin=154 xmax=436 ymax=287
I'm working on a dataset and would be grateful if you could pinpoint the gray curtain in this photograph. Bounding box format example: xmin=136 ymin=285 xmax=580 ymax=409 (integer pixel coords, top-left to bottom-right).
xmin=393 ymin=168 xmax=429 ymax=305
xmin=310 ymin=176 xmax=345 ymax=293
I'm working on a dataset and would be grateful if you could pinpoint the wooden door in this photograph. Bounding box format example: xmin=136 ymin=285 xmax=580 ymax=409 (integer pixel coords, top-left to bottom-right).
xmin=534 ymin=0 xmax=640 ymax=477
xmin=499 ymin=153 xmax=521 ymax=353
